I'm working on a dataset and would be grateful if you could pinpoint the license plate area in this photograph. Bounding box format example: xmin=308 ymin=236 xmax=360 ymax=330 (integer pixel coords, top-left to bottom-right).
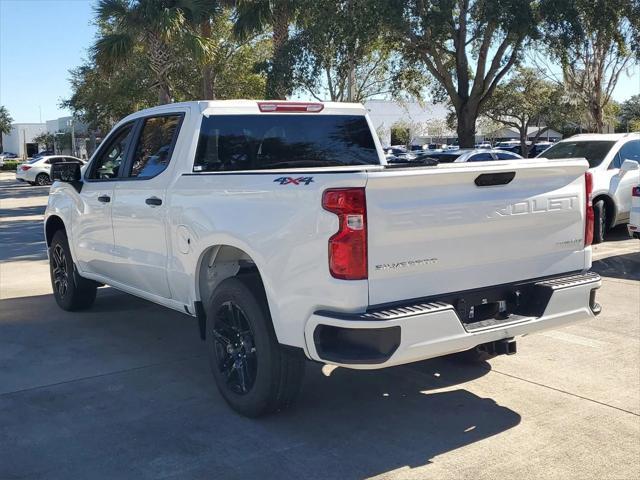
xmin=442 ymin=282 xmax=554 ymax=328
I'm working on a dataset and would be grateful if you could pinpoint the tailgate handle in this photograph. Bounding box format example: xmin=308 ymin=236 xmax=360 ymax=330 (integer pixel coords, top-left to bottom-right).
xmin=475 ymin=172 xmax=515 ymax=187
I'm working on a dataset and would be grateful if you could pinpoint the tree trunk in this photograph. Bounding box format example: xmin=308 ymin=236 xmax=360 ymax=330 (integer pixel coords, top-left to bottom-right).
xmin=267 ymin=2 xmax=290 ymax=100
xmin=158 ymin=81 xmax=171 ymax=105
xmin=456 ymin=104 xmax=478 ymax=148
xmin=520 ymin=128 xmax=528 ymax=159
xmin=201 ymin=19 xmax=213 ymax=99
xmin=147 ymin=32 xmax=173 ymax=105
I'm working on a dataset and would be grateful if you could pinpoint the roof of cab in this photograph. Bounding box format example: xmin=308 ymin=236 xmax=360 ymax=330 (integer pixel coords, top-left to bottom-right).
xmin=120 ymin=100 xmax=367 ymax=122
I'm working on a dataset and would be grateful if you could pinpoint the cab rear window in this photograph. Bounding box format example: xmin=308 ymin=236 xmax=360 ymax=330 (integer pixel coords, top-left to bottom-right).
xmin=193 ymin=115 xmax=379 ymax=172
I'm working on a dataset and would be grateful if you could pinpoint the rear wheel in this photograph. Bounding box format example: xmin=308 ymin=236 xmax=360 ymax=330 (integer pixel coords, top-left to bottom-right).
xmin=206 ymin=275 xmax=305 ymax=417
xmin=49 ymin=230 xmax=97 ymax=311
xmin=593 ymin=199 xmax=606 ymax=244
xmin=36 ymin=173 xmax=50 ymax=186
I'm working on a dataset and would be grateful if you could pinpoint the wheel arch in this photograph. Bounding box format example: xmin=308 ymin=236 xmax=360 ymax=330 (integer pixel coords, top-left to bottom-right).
xmin=45 ymin=215 xmax=66 ymax=247
xmin=592 ymin=193 xmax=617 ymax=229
xmin=195 ymin=244 xmax=276 ymax=340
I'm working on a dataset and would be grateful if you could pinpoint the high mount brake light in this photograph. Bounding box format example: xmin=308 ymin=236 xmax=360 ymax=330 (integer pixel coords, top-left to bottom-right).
xmin=584 ymin=172 xmax=594 ymax=247
xmin=322 ymin=188 xmax=367 ymax=280
xmin=258 ymin=102 xmax=324 ymax=113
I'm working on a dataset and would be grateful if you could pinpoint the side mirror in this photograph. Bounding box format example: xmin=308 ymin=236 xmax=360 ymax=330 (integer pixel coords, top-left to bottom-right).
xmin=51 ymin=162 xmax=83 ymax=192
xmin=620 ymin=159 xmax=639 ymax=174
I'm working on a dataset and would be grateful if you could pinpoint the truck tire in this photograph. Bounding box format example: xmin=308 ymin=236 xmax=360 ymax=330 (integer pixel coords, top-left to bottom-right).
xmin=205 ymin=275 xmax=305 ymax=417
xmin=49 ymin=230 xmax=97 ymax=311
xmin=593 ymin=199 xmax=606 ymax=244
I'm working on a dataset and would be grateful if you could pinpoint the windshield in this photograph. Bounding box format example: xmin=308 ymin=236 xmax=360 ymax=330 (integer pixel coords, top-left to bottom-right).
xmin=540 ymin=140 xmax=616 ymax=167
xmin=194 ymin=114 xmax=380 ymax=171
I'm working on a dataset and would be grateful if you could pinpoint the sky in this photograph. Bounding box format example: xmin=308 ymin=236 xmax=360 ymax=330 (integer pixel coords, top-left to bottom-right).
xmin=0 ymin=0 xmax=639 ymax=124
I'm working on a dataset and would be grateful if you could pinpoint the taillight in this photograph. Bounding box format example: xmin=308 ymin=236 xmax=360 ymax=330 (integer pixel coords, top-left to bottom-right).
xmin=633 ymin=186 xmax=640 ymax=197
xmin=322 ymin=188 xmax=367 ymax=280
xmin=584 ymin=172 xmax=594 ymax=247
xmin=258 ymin=102 xmax=324 ymax=113
xmin=20 ymin=165 xmax=31 ymax=171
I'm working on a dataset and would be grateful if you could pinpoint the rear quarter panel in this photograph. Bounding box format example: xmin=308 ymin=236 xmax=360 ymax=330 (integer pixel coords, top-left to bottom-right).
xmin=167 ymin=170 xmax=370 ymax=347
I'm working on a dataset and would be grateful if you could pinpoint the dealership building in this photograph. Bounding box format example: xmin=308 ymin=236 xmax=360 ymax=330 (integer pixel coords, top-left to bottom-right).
xmin=1 ymin=116 xmax=89 ymax=159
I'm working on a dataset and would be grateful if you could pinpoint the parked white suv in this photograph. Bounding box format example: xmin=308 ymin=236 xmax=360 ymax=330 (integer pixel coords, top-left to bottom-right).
xmin=45 ymin=101 xmax=601 ymax=416
xmin=538 ymin=133 xmax=640 ymax=243
xmin=629 ymin=184 xmax=640 ymax=239
xmin=16 ymin=155 xmax=84 ymax=186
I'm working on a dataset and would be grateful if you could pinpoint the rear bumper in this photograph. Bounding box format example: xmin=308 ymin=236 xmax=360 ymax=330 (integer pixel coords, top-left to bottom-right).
xmin=305 ymin=272 xmax=602 ymax=369
xmin=628 ymin=224 xmax=639 ymax=239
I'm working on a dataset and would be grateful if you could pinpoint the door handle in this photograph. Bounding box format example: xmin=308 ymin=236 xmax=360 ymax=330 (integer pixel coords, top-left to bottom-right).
xmin=97 ymin=195 xmax=111 ymax=203
xmin=145 ymin=196 xmax=163 ymax=206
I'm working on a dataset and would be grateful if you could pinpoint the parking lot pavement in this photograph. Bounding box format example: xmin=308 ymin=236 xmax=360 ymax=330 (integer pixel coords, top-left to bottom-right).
xmin=1 ymin=171 xmax=639 ymax=480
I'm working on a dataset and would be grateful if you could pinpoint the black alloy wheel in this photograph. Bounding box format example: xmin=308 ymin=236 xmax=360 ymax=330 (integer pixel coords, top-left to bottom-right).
xmin=211 ymin=301 xmax=258 ymax=395
xmin=51 ymin=243 xmax=69 ymax=298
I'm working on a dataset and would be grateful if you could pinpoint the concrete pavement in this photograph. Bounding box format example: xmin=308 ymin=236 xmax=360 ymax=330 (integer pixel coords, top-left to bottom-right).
xmin=1 ymin=171 xmax=639 ymax=479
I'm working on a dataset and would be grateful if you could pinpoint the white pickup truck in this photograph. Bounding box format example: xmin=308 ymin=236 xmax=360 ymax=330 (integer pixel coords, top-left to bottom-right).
xmin=45 ymin=100 xmax=601 ymax=417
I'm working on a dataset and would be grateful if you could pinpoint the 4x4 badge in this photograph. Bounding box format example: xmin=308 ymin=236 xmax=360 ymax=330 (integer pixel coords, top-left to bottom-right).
xmin=274 ymin=176 xmax=314 ymax=185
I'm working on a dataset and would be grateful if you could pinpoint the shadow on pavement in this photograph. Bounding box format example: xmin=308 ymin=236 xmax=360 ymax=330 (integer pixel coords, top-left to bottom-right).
xmin=0 ymin=177 xmax=50 ymax=200
xmin=592 ymin=251 xmax=640 ymax=281
xmin=0 ymin=288 xmax=521 ymax=480
xmin=0 ymin=216 xmax=48 ymax=262
xmin=604 ymin=224 xmax=635 ymax=243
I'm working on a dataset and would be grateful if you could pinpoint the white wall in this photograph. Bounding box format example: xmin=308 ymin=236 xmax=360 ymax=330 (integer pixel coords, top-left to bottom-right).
xmin=1 ymin=123 xmax=47 ymax=158
xmin=364 ymin=100 xmax=453 ymax=146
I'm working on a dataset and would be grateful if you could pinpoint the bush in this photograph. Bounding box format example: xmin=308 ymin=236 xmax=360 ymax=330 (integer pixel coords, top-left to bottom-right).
xmin=1 ymin=160 xmax=19 ymax=171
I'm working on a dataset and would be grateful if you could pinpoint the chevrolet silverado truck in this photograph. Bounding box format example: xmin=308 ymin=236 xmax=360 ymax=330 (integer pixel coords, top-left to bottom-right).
xmin=45 ymin=100 xmax=602 ymax=417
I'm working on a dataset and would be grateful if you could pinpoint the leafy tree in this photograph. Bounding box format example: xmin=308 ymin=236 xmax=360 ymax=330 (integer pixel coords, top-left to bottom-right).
xmin=64 ymin=13 xmax=269 ymax=134
xmin=93 ymin=0 xmax=212 ymax=104
xmin=33 ymin=132 xmax=56 ymax=151
xmin=543 ymin=0 xmax=638 ymax=132
xmin=390 ymin=121 xmax=411 ymax=146
xmin=483 ymin=67 xmax=560 ymax=157
xmin=291 ymin=0 xmax=423 ymax=102
xmin=62 ymin=55 xmax=157 ymax=133
xmin=0 ymin=106 xmax=13 ymax=152
xmin=620 ymin=94 xmax=640 ymax=131
xmin=234 ymin=0 xmax=300 ymax=99
xmin=387 ymin=0 xmax=542 ymax=148
xmin=175 ymin=8 xmax=270 ymax=100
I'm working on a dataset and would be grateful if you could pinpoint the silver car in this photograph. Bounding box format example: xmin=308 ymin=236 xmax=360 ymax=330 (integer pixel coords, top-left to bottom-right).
xmin=16 ymin=155 xmax=84 ymax=186
xmin=423 ymin=148 xmax=524 ymax=163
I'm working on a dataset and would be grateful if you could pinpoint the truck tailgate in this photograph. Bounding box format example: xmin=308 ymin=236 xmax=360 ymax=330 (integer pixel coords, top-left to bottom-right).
xmin=366 ymin=159 xmax=589 ymax=305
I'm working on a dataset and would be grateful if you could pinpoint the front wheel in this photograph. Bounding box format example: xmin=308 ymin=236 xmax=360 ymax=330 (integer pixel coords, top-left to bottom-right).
xmin=206 ymin=275 xmax=305 ymax=417
xmin=49 ymin=230 xmax=97 ymax=311
xmin=35 ymin=173 xmax=50 ymax=186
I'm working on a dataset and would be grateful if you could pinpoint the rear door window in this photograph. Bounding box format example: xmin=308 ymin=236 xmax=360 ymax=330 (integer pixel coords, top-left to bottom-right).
xmin=496 ymin=152 xmax=521 ymax=160
xmin=194 ymin=115 xmax=379 ymax=171
xmin=468 ymin=152 xmax=494 ymax=162
xmin=127 ymin=115 xmax=182 ymax=179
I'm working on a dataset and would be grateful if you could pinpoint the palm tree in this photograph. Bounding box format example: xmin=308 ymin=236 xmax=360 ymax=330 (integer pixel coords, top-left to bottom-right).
xmin=0 ymin=106 xmax=13 ymax=153
xmin=94 ymin=0 xmax=213 ymax=104
xmin=234 ymin=0 xmax=298 ymax=99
